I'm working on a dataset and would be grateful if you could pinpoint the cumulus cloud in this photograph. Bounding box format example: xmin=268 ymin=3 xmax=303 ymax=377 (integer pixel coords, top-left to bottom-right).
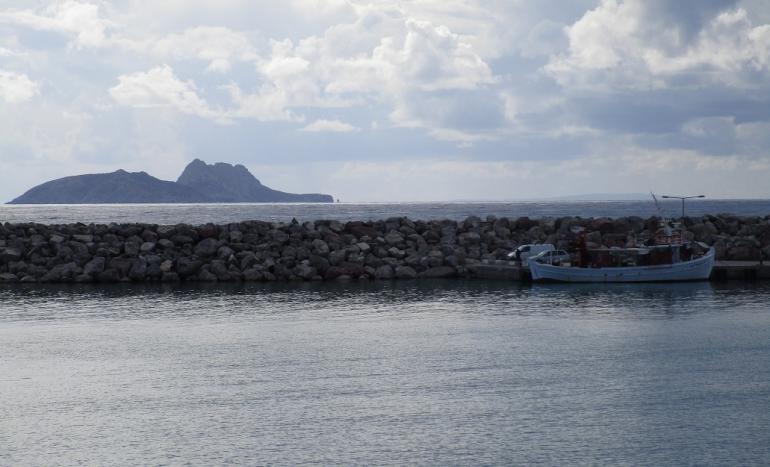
xmin=0 ymin=1 xmax=114 ymax=48
xmin=546 ymin=0 xmax=770 ymax=90
xmin=1 ymin=0 xmax=769 ymax=202
xmin=301 ymin=119 xmax=358 ymax=133
xmin=0 ymin=70 xmax=39 ymax=103
xmin=140 ymin=26 xmax=259 ymax=73
xmin=109 ymin=65 xmax=223 ymax=121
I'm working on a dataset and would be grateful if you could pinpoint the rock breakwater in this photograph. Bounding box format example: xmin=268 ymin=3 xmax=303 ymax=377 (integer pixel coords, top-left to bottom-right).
xmin=0 ymin=214 xmax=768 ymax=283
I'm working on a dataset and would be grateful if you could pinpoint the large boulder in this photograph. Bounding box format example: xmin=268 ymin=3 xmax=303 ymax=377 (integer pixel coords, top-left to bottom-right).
xmin=128 ymin=257 xmax=148 ymax=281
xmin=0 ymin=273 xmax=19 ymax=282
xmin=83 ymin=257 xmax=106 ymax=276
xmin=197 ymin=266 xmax=218 ymax=282
xmin=420 ymin=266 xmax=456 ymax=279
xmin=194 ymin=238 xmax=220 ymax=257
xmin=108 ymin=257 xmax=134 ymax=277
xmin=384 ymin=231 xmax=404 ymax=246
xmin=294 ymin=262 xmax=317 ymax=280
xmin=394 ymin=266 xmax=417 ymax=279
xmin=0 ymin=248 xmax=22 ymax=264
xmin=374 ymin=265 xmax=394 ymax=280
xmin=311 ymin=239 xmax=330 ymax=256
xmin=176 ymin=257 xmax=203 ymax=277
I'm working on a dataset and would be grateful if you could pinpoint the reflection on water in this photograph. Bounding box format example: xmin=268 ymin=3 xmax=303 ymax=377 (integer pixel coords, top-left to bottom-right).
xmin=1 ymin=280 xmax=769 ymax=465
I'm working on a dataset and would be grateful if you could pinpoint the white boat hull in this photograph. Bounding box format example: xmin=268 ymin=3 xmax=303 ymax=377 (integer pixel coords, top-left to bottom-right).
xmin=529 ymin=248 xmax=715 ymax=283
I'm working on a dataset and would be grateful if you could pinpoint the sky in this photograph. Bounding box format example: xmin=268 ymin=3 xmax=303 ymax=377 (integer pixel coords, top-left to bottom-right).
xmin=1 ymin=0 xmax=769 ymax=202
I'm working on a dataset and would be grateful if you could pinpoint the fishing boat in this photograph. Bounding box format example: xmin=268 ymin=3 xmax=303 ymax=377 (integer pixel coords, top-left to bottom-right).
xmin=529 ymin=244 xmax=715 ymax=282
xmin=529 ymin=195 xmax=715 ymax=282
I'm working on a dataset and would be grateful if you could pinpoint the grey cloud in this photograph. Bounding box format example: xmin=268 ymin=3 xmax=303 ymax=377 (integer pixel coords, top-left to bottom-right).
xmin=640 ymin=0 xmax=741 ymax=45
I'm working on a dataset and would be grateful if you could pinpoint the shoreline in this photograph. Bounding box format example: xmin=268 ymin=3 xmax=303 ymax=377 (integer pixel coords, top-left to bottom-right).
xmin=1 ymin=214 xmax=769 ymax=284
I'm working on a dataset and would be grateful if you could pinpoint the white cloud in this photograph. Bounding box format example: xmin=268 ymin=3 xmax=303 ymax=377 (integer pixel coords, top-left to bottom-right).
xmin=142 ymin=26 xmax=259 ymax=73
xmin=301 ymin=119 xmax=358 ymax=133
xmin=547 ymin=1 xmax=770 ymax=90
xmin=0 ymin=70 xmax=39 ymax=103
xmin=222 ymin=82 xmax=304 ymax=122
xmin=0 ymin=1 xmax=114 ymax=48
xmin=0 ymin=47 xmax=20 ymax=57
xmin=109 ymin=65 xmax=223 ymax=121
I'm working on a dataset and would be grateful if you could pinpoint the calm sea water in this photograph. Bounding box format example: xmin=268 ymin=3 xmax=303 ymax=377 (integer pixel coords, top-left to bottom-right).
xmin=1 ymin=280 xmax=769 ymax=465
xmin=2 ymin=199 xmax=770 ymax=225
xmin=2 ymin=203 xmax=769 ymax=465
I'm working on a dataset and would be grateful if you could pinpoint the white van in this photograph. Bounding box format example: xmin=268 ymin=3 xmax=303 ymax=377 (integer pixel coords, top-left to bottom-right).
xmin=508 ymin=244 xmax=555 ymax=266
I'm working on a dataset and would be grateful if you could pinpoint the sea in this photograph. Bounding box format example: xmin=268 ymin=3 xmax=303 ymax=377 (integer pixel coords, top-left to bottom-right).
xmin=2 ymin=202 xmax=770 ymax=466
xmin=1 ymin=199 xmax=770 ymax=224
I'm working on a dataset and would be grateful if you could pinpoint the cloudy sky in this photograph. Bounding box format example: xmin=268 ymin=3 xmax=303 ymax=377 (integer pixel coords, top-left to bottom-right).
xmin=1 ymin=0 xmax=769 ymax=202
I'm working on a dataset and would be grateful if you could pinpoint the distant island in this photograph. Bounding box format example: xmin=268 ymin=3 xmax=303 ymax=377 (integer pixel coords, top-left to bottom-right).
xmin=8 ymin=159 xmax=334 ymax=204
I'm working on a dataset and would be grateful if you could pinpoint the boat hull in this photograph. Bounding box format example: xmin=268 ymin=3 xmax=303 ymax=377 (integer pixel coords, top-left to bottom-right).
xmin=529 ymin=248 xmax=715 ymax=283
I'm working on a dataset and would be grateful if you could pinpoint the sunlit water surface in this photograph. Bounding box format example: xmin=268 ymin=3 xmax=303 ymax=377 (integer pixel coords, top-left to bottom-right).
xmin=3 ymin=199 xmax=770 ymax=224
xmin=1 ymin=280 xmax=769 ymax=465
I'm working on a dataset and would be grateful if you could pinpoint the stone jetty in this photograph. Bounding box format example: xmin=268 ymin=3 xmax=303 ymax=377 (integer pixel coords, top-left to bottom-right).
xmin=0 ymin=214 xmax=769 ymax=283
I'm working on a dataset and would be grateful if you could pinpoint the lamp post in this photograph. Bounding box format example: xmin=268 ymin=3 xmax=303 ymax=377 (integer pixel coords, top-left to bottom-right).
xmin=661 ymin=194 xmax=705 ymax=219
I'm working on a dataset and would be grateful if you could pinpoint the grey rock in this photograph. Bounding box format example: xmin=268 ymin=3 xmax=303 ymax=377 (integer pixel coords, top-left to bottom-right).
xmin=176 ymin=257 xmax=203 ymax=277
xmin=0 ymin=248 xmax=22 ymax=263
xmin=384 ymin=231 xmax=404 ymax=246
xmin=295 ymin=262 xmax=317 ymax=280
xmin=217 ymin=245 xmax=235 ymax=260
xmin=374 ymin=265 xmax=394 ymax=280
xmin=240 ymin=253 xmax=259 ymax=270
xmin=129 ymin=258 xmax=148 ymax=281
xmin=420 ymin=266 xmax=456 ymax=279
xmin=161 ymin=272 xmax=181 ymax=282
xmin=97 ymin=268 xmax=120 ymax=283
xmin=140 ymin=242 xmax=156 ymax=253
xmin=194 ymin=238 xmax=220 ymax=257
xmin=0 ymin=272 xmax=19 ymax=282
xmin=41 ymin=262 xmax=80 ymax=282
xmin=197 ymin=266 xmax=218 ymax=282
xmin=83 ymin=257 xmax=106 ymax=276
xmin=210 ymin=260 xmax=230 ymax=280
xmin=171 ymin=235 xmax=194 ymax=246
xmin=142 ymin=230 xmax=159 ymax=243
xmin=243 ymin=268 xmax=264 ymax=281
xmin=50 ymin=234 xmax=67 ymax=244
xmin=312 ymin=239 xmax=330 ymax=256
xmin=146 ymin=255 xmax=162 ymax=278
xmin=124 ymin=242 xmax=140 ymax=257
xmin=160 ymin=259 xmax=174 ymax=273
xmin=108 ymin=257 xmax=134 ymax=277
xmin=329 ymin=249 xmax=346 ymax=266
xmin=160 ymin=225 xmax=184 ymax=238
xmin=458 ymin=232 xmax=481 ymax=246
xmin=75 ymin=274 xmax=93 ymax=283
xmin=395 ymin=266 xmax=417 ymax=279
xmin=229 ymin=230 xmax=243 ymax=242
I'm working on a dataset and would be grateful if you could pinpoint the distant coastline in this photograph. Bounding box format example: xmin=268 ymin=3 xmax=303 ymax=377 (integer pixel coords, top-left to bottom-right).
xmin=8 ymin=159 xmax=333 ymax=204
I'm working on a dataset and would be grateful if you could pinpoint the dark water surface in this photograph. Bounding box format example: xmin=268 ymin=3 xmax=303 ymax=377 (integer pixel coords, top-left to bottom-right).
xmin=1 ymin=280 xmax=769 ymax=465
xmin=2 ymin=199 xmax=770 ymax=225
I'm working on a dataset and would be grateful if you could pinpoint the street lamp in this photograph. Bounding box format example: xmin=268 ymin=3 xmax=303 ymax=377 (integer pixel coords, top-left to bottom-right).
xmin=661 ymin=194 xmax=705 ymax=219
